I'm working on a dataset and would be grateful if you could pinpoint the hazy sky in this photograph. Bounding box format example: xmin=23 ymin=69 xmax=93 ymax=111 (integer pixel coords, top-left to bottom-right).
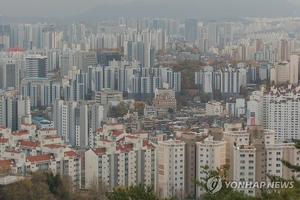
xmin=0 ymin=0 xmax=133 ymax=18
xmin=0 ymin=0 xmax=299 ymax=19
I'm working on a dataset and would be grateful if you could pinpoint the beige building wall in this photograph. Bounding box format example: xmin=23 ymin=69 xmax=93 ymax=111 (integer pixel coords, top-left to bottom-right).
xmin=223 ymin=131 xmax=249 ymax=181
xmin=233 ymin=145 xmax=256 ymax=196
xmin=158 ymin=140 xmax=185 ymax=199
xmin=196 ymin=136 xmax=226 ymax=197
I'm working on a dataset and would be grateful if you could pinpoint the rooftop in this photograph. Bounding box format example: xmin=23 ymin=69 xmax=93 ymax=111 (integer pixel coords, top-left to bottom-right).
xmin=64 ymin=151 xmax=78 ymax=157
xmin=116 ymin=144 xmax=133 ymax=152
xmin=11 ymin=130 xmax=28 ymax=136
xmin=44 ymin=135 xmax=61 ymax=140
xmin=43 ymin=144 xmax=66 ymax=149
xmin=0 ymin=159 xmax=15 ymax=166
xmin=19 ymin=140 xmax=40 ymax=148
xmin=0 ymin=138 xmax=9 ymax=143
xmin=92 ymin=147 xmax=106 ymax=155
xmin=26 ymin=154 xmax=54 ymax=162
xmin=32 ymin=116 xmax=51 ymax=124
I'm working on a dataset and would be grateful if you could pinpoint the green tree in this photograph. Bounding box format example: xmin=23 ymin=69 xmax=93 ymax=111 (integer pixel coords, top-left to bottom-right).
xmin=106 ymin=183 xmax=173 ymax=200
xmin=168 ymin=108 xmax=174 ymax=114
xmin=111 ymin=102 xmax=129 ymax=118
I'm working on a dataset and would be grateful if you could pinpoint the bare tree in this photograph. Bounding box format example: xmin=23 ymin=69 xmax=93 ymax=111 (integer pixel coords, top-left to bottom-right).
xmin=87 ymin=177 xmax=110 ymax=200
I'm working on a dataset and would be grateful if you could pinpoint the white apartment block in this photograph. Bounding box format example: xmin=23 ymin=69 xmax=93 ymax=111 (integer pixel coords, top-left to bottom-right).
xmin=266 ymin=143 xmax=300 ymax=180
xmin=223 ymin=130 xmax=250 ymax=181
xmin=233 ymin=145 xmax=256 ymax=196
xmin=247 ymin=91 xmax=263 ymax=126
xmin=0 ymin=91 xmax=31 ymax=131
xmin=158 ymin=139 xmax=185 ymax=199
xmin=0 ymin=125 xmax=81 ymax=188
xmin=53 ymin=99 xmax=104 ymax=147
xmin=196 ymin=136 xmax=226 ymax=197
xmin=85 ymin=133 xmax=156 ymax=190
xmin=250 ymin=86 xmax=300 ymax=140
xmin=206 ymin=100 xmax=223 ymax=116
xmin=20 ymin=78 xmax=61 ymax=107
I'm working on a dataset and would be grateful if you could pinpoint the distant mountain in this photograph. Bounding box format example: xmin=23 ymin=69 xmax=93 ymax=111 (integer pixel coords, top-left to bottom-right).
xmin=3 ymin=0 xmax=300 ymax=24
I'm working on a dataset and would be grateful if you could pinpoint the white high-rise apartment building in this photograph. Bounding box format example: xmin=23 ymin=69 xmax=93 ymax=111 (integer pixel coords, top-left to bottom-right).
xmin=233 ymin=145 xmax=256 ymax=195
xmin=196 ymin=136 xmax=226 ymax=197
xmin=0 ymin=91 xmax=31 ymax=131
xmin=223 ymin=130 xmax=250 ymax=181
xmin=20 ymin=78 xmax=61 ymax=107
xmin=60 ymin=51 xmax=75 ymax=78
xmin=0 ymin=58 xmax=19 ymax=90
xmin=250 ymin=86 xmax=300 ymax=141
xmin=158 ymin=140 xmax=185 ymax=199
xmin=53 ymin=99 xmax=104 ymax=147
xmin=270 ymin=61 xmax=289 ymax=84
xmin=247 ymin=91 xmax=263 ymax=126
xmin=85 ymin=133 xmax=156 ymax=190
xmin=266 ymin=142 xmax=300 ymax=180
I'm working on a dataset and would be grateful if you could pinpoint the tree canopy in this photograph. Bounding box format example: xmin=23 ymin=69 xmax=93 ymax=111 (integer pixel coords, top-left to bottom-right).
xmin=106 ymin=183 xmax=173 ymax=200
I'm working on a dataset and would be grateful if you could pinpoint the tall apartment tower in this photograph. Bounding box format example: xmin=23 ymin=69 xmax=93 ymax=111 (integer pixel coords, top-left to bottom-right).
xmin=158 ymin=140 xmax=186 ymax=199
xmin=289 ymin=54 xmax=299 ymax=86
xmin=207 ymin=21 xmax=217 ymax=47
xmin=279 ymin=39 xmax=292 ymax=61
xmin=53 ymin=99 xmax=104 ymax=147
xmin=196 ymin=136 xmax=226 ymax=197
xmin=73 ymin=51 xmax=97 ymax=73
xmin=0 ymin=92 xmax=31 ymax=131
xmin=224 ymin=22 xmax=233 ymax=46
xmin=0 ymin=58 xmax=19 ymax=90
xmin=185 ymin=19 xmax=197 ymax=43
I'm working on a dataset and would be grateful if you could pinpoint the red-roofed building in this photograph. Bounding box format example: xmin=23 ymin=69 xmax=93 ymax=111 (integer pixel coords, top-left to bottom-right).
xmin=11 ymin=130 xmax=29 ymax=136
xmin=93 ymin=128 xmax=103 ymax=133
xmin=41 ymin=135 xmax=62 ymax=146
xmin=0 ymin=159 xmax=15 ymax=167
xmin=92 ymin=147 xmax=106 ymax=155
xmin=7 ymin=46 xmax=24 ymax=52
xmin=142 ymin=140 xmax=155 ymax=149
xmin=18 ymin=140 xmax=40 ymax=148
xmin=16 ymin=140 xmax=41 ymax=157
xmin=24 ymin=152 xmax=81 ymax=187
xmin=116 ymin=144 xmax=133 ymax=152
xmin=64 ymin=151 xmax=77 ymax=157
xmin=0 ymin=138 xmax=9 ymax=144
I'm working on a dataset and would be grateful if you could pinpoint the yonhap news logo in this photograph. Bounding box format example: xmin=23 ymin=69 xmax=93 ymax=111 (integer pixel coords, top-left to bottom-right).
xmin=207 ymin=176 xmax=222 ymax=194
xmin=206 ymin=176 xmax=294 ymax=194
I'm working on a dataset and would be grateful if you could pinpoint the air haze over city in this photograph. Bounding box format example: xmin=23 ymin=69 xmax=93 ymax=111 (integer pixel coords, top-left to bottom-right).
xmin=1 ymin=0 xmax=300 ymax=199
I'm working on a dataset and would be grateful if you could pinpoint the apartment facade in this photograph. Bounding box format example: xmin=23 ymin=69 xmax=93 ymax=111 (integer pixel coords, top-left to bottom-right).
xmin=158 ymin=140 xmax=185 ymax=199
